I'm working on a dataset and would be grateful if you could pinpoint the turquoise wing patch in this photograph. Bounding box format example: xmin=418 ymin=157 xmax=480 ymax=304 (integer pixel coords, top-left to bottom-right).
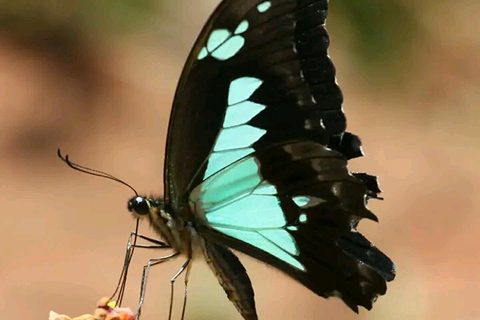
xmin=189 ymin=154 xmax=305 ymax=271
xmin=203 ymin=76 xmax=266 ymax=179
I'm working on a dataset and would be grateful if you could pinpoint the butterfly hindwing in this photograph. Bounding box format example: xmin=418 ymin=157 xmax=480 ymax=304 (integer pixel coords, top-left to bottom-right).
xmin=192 ymin=141 xmax=395 ymax=311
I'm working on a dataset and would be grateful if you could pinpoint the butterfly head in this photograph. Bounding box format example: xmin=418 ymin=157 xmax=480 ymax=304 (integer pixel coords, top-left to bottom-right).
xmin=127 ymin=196 xmax=165 ymax=219
xmin=127 ymin=195 xmax=191 ymax=253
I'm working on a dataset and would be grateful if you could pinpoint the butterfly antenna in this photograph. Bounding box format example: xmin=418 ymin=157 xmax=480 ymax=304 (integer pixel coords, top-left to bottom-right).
xmin=57 ymin=148 xmax=138 ymax=196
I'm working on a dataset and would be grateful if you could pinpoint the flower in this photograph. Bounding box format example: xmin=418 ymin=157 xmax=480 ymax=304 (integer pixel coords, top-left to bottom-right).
xmin=49 ymin=297 xmax=135 ymax=320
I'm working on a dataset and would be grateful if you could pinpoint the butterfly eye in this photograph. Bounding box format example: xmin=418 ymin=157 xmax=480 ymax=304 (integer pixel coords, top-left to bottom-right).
xmin=128 ymin=196 xmax=150 ymax=216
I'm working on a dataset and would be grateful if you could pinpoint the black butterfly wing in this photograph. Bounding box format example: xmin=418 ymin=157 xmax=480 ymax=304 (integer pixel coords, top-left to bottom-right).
xmin=196 ymin=141 xmax=395 ymax=312
xmin=164 ymin=0 xmax=360 ymax=207
xmin=163 ymin=0 xmax=395 ymax=316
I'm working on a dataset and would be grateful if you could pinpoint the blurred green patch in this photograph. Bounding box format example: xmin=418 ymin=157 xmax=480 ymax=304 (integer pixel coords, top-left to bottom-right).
xmin=0 ymin=0 xmax=160 ymax=34
xmin=0 ymin=0 xmax=422 ymax=90
xmin=0 ymin=0 xmax=162 ymax=70
xmin=331 ymin=0 xmax=420 ymax=88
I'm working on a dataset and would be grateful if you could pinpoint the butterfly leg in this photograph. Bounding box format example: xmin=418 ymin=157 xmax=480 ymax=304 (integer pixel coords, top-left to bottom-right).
xmin=167 ymin=259 xmax=192 ymax=320
xmin=111 ymin=231 xmax=171 ymax=307
xmin=136 ymin=252 xmax=180 ymax=319
xmin=179 ymin=261 xmax=193 ymax=320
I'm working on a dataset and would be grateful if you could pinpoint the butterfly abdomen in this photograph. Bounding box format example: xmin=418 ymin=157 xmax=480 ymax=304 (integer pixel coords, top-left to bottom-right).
xmin=203 ymin=239 xmax=258 ymax=320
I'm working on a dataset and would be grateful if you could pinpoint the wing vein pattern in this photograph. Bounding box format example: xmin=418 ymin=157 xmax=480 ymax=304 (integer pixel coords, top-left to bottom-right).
xmin=163 ymin=0 xmax=396 ymax=316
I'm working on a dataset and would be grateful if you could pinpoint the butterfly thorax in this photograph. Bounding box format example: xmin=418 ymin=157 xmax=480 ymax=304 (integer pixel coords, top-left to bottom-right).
xmin=128 ymin=195 xmax=200 ymax=258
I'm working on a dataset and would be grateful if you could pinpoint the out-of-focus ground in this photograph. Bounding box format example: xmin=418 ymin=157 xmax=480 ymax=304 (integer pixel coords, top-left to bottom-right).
xmin=0 ymin=0 xmax=479 ymax=319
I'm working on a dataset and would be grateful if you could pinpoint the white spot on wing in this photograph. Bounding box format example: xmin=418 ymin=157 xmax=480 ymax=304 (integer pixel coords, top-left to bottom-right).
xmin=253 ymin=181 xmax=277 ymax=195
xmin=213 ymin=125 xmax=266 ymax=152
xmin=223 ymin=100 xmax=265 ymax=128
xmin=206 ymin=29 xmax=231 ymax=52
xmin=207 ymin=194 xmax=286 ymax=228
xmin=214 ymin=226 xmax=305 ymax=271
xmin=292 ymin=196 xmax=310 ymax=207
xmin=234 ymin=20 xmax=249 ymax=34
xmin=211 ymin=35 xmax=245 ymax=60
xmin=292 ymin=195 xmax=326 ymax=208
xmin=257 ymin=1 xmax=272 ymax=13
xmin=332 ymin=182 xmax=342 ymax=197
xmin=204 ymin=148 xmax=254 ymax=178
xmin=197 ymin=156 xmax=262 ymax=208
xmin=198 ymin=47 xmax=208 ymax=60
xmin=299 ymin=213 xmax=307 ymax=223
xmin=258 ymin=229 xmax=298 ymax=256
xmin=228 ymin=77 xmax=263 ymax=105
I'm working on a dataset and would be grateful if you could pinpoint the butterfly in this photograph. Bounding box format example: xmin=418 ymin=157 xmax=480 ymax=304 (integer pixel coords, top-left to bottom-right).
xmin=64 ymin=0 xmax=395 ymax=319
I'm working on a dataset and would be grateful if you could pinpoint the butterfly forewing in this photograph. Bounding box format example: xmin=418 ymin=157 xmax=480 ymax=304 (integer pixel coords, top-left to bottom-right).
xmin=165 ymin=0 xmax=355 ymax=206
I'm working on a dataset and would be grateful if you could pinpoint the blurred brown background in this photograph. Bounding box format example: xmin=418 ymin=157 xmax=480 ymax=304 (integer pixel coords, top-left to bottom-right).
xmin=0 ymin=0 xmax=478 ymax=319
